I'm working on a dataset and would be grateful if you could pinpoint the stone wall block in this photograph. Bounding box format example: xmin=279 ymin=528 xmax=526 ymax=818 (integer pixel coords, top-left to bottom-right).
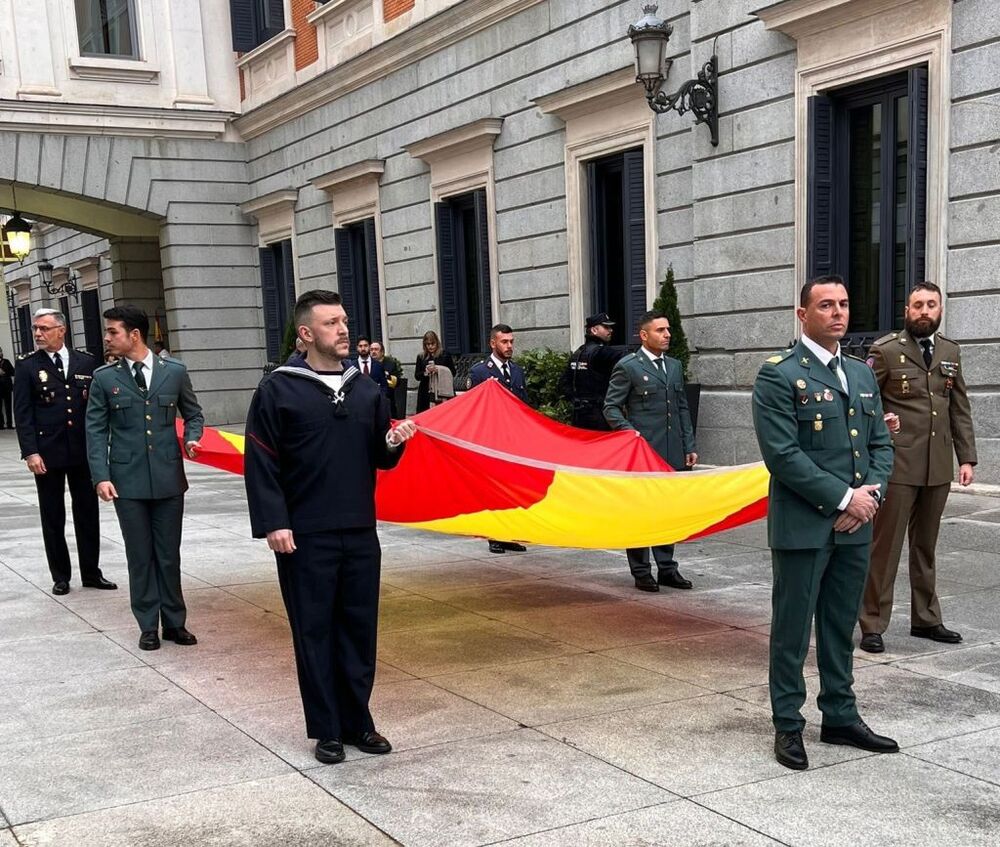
xmin=693 ymin=226 xmax=795 ymax=277
xmin=949 ymin=197 xmax=1000 ymax=246
xmin=693 ymin=141 xmax=794 ymax=200
xmin=950 ymin=94 xmax=1000 ymax=149
xmin=947 ymin=245 xmax=1000 ymax=293
xmin=495 ymin=198 xmax=566 ymax=242
xmin=946 ymin=294 xmax=1000 ymax=341
xmin=687 ymin=309 xmax=789 ymax=351
xmin=658 ymin=206 xmax=694 ymax=247
xmin=498 ymin=231 xmax=567 ymax=273
xmin=499 ymin=265 xmax=568 ymax=302
xmin=494 ymin=166 xmax=565 ymax=212
xmin=693 ymin=184 xmax=794 ymax=238
xmin=952 ymin=0 xmax=1000 ymax=50
xmin=952 ymin=41 xmax=1000 ymax=101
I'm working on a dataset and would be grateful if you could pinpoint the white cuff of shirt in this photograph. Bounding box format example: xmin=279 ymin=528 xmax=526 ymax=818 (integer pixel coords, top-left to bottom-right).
xmin=837 ymin=488 xmax=852 ymax=511
xmin=386 ymin=430 xmax=401 ymax=450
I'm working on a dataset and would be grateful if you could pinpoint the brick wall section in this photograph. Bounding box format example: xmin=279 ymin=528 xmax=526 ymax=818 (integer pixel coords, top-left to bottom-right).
xmin=292 ymin=0 xmax=319 ymax=70
xmin=384 ymin=0 xmax=415 ymax=22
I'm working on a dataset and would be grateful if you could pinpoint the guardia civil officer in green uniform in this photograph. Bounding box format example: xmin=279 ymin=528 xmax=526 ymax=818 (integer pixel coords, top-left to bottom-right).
xmin=604 ymin=309 xmax=697 ymax=592
xmin=752 ymin=276 xmax=897 ymax=771
xmin=86 ymin=305 xmax=204 ymax=652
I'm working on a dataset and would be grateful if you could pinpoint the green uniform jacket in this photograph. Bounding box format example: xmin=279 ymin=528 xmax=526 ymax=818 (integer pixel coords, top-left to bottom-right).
xmin=86 ymin=356 xmax=204 ymax=500
xmin=752 ymin=340 xmax=894 ymax=550
xmin=604 ymin=351 xmax=695 ymax=469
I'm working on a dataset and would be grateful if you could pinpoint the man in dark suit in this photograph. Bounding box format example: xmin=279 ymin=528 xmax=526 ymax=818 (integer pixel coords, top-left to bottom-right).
xmin=245 ymin=290 xmax=416 ymax=765
xmin=859 ymin=282 xmax=978 ymax=652
xmin=13 ymin=308 xmax=115 ymax=595
xmin=752 ymin=275 xmax=897 ymax=771
xmin=604 ymin=310 xmax=697 ymax=591
xmin=353 ymin=336 xmax=390 ymax=397
xmin=370 ymin=341 xmax=402 ymax=418
xmin=86 ymin=306 xmax=203 ymax=651
xmin=0 ymin=347 xmax=14 ymax=428
xmin=469 ymin=323 xmax=529 ymax=554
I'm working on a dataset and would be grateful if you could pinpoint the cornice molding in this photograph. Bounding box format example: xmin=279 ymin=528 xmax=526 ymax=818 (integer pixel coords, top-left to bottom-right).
xmin=306 ymin=0 xmax=365 ymax=26
xmin=533 ymin=67 xmax=641 ymax=122
xmin=235 ymin=29 xmax=298 ymax=69
xmin=753 ymin=0 xmax=923 ymax=38
xmin=239 ymin=189 xmax=299 ymax=219
xmin=404 ymin=118 xmax=503 ymax=164
xmin=310 ymin=159 xmax=385 ymax=193
xmin=234 ymin=0 xmax=546 ymax=140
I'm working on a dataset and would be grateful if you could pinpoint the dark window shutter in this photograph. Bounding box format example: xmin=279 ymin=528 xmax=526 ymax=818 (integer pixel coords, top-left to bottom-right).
xmin=907 ymin=66 xmax=929 ymax=289
xmin=59 ymin=296 xmax=73 ymax=349
xmin=81 ymin=290 xmax=102 ymax=359
xmin=334 ymin=228 xmax=358 ymax=329
xmin=263 ymin=0 xmax=285 ymax=38
xmin=435 ymin=202 xmax=461 ymax=353
xmin=260 ymin=246 xmax=282 ymax=362
xmin=279 ymin=238 xmax=296 ymax=326
xmin=473 ymin=189 xmax=493 ymax=343
xmin=586 ymin=160 xmax=601 ymax=314
xmin=17 ymin=305 xmax=32 ymax=356
xmin=807 ymin=94 xmax=836 ymax=281
xmin=229 ymin=0 xmax=257 ymax=51
xmin=363 ymin=218 xmax=384 ymax=342
xmin=621 ymin=149 xmax=647 ymax=344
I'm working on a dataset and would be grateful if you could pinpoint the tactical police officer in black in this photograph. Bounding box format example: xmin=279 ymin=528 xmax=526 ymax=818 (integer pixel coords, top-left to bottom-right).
xmin=562 ymin=313 xmax=628 ymax=430
xmin=13 ymin=308 xmax=116 ymax=595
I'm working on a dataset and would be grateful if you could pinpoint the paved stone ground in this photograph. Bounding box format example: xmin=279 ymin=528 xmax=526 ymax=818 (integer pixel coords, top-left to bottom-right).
xmin=2 ymin=428 xmax=1000 ymax=846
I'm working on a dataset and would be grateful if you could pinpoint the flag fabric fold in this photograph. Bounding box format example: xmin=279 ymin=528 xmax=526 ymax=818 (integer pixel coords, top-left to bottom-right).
xmin=179 ymin=379 xmax=767 ymax=548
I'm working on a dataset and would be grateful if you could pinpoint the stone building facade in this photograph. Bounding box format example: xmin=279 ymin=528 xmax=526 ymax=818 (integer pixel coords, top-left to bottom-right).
xmin=2 ymin=0 xmax=999 ymax=479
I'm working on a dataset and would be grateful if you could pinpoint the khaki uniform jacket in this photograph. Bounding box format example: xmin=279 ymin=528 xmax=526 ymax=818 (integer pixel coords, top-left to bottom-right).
xmin=752 ymin=340 xmax=894 ymax=550
xmin=868 ymin=329 xmax=977 ymax=487
xmin=603 ymin=351 xmax=695 ymax=470
xmin=86 ymin=356 xmax=204 ymax=500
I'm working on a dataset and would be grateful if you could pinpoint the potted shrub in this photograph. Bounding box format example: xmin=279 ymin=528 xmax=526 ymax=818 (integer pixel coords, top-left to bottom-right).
xmin=652 ymin=264 xmax=700 ymax=433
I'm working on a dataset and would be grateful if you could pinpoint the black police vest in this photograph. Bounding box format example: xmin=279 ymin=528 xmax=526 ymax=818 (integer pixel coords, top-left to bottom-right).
xmin=567 ymin=341 xmax=607 ymax=407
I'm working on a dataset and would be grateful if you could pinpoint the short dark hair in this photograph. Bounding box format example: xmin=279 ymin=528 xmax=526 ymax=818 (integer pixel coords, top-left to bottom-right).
xmin=356 ymin=335 xmax=370 ymax=345
xmin=800 ymin=275 xmax=847 ymax=307
xmin=490 ymin=323 xmax=514 ymax=338
xmin=909 ymin=281 xmax=942 ymax=300
xmin=638 ymin=309 xmax=667 ymax=331
xmin=294 ymin=289 xmax=342 ymax=328
xmin=103 ymin=305 xmax=149 ymax=342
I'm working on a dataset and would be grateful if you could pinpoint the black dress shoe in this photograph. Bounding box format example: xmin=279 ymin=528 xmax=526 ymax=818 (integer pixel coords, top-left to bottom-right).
xmin=315 ymin=739 xmax=345 ymax=764
xmin=504 ymin=542 xmax=527 ymax=552
xmin=52 ymin=581 xmax=69 ymax=595
xmin=138 ymin=631 xmax=161 ymax=651
xmin=162 ymin=626 xmax=197 ymax=646
xmin=859 ymin=633 xmax=885 ymax=653
xmin=910 ymin=623 xmax=962 ymax=644
xmin=658 ymin=570 xmax=693 ymax=589
xmin=488 ymin=540 xmax=507 ymax=554
xmin=343 ymin=730 xmax=392 ymax=754
xmin=81 ymin=576 xmax=118 ymax=590
xmin=774 ymin=730 xmax=808 ymax=770
xmin=820 ymin=719 xmax=898 ymax=752
xmin=635 ymin=575 xmax=659 ymax=592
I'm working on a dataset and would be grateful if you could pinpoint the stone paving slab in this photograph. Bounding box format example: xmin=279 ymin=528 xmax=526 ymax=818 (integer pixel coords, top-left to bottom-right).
xmin=699 ymin=754 xmax=1000 ymax=847
xmin=0 ymin=829 xmax=16 ymax=847
xmin=493 ymin=800 xmax=784 ymax=846
xmin=539 ymin=693 xmax=867 ymax=798
xmin=0 ymin=631 xmax=141 ymax=683
xmin=895 ymin=641 xmax=1000 ymax=694
xmin=432 ymin=652 xmax=708 ymax=726
xmin=12 ymin=773 xmax=398 ymax=847
xmin=310 ymin=729 xmax=676 ymax=847
xmin=907 ymin=724 xmax=1000 ymax=786
xmin=0 ymin=712 xmax=291 ymax=825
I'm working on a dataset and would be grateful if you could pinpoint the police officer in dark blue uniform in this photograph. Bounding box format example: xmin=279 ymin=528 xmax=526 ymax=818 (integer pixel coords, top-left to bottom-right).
xmin=13 ymin=308 xmax=115 ymax=595
xmin=469 ymin=323 xmax=529 ymax=553
xmin=561 ymin=313 xmax=628 ymax=430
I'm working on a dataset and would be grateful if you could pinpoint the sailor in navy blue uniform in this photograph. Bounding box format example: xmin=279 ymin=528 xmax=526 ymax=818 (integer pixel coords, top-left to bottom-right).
xmin=468 ymin=323 xmax=529 ymax=553
xmin=244 ymin=290 xmax=416 ymax=766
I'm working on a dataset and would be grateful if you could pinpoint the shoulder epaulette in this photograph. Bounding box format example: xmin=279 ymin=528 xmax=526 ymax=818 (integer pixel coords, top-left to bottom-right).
xmin=16 ymin=352 xmax=31 ymax=361
xmin=764 ymin=349 xmax=793 ymax=365
xmin=93 ymin=362 xmax=115 ymax=373
xmin=935 ymin=331 xmax=956 ymax=344
xmin=872 ymin=332 xmax=898 ymax=347
xmin=845 ymin=352 xmax=867 ymax=362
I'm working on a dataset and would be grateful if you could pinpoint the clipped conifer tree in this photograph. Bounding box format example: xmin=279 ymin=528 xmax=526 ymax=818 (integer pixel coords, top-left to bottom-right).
xmin=652 ymin=264 xmax=692 ymax=381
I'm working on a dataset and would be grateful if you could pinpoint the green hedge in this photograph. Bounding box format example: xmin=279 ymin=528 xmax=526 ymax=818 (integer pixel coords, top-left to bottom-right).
xmin=516 ymin=347 xmax=572 ymax=424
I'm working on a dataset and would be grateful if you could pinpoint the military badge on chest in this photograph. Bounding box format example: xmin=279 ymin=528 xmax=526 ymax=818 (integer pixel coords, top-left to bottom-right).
xmin=941 ymin=361 xmax=958 ymax=395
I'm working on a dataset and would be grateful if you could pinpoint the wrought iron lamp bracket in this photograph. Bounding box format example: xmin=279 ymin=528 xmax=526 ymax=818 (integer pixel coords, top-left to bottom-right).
xmin=645 ymin=54 xmax=719 ymax=147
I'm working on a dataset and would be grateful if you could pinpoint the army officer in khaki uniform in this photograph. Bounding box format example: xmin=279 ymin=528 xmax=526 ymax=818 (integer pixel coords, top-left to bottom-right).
xmin=753 ymin=276 xmax=897 ymax=770
xmin=858 ymin=282 xmax=977 ymax=653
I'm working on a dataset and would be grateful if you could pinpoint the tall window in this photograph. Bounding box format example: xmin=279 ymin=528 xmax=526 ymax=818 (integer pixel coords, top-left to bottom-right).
xmin=808 ymin=67 xmax=928 ymax=336
xmin=230 ymin=0 xmax=285 ymax=52
xmin=435 ymin=189 xmax=492 ymax=355
xmin=260 ymin=240 xmax=296 ymax=363
xmin=17 ymin=304 xmax=31 ymax=356
xmin=59 ymin=297 xmax=74 ymax=350
xmin=75 ymin=0 xmax=138 ymax=58
xmin=586 ymin=148 xmax=646 ymax=345
xmin=334 ymin=219 xmax=383 ymax=343
xmin=80 ymin=290 xmax=104 ymax=359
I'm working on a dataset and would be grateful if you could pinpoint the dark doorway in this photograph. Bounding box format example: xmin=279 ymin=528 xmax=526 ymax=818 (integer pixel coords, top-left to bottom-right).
xmin=587 ymin=148 xmax=646 ymax=344
xmin=80 ymin=289 xmax=103 ymax=359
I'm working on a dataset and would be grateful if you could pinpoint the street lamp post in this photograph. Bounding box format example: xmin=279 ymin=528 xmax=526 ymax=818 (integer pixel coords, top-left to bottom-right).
xmin=628 ymin=4 xmax=719 ymax=147
xmin=4 ymin=212 xmax=32 ymax=263
xmin=38 ymin=262 xmax=79 ymax=299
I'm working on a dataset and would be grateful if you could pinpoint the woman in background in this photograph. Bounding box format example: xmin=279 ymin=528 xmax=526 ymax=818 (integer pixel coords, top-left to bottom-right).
xmin=414 ymin=330 xmax=455 ymax=412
